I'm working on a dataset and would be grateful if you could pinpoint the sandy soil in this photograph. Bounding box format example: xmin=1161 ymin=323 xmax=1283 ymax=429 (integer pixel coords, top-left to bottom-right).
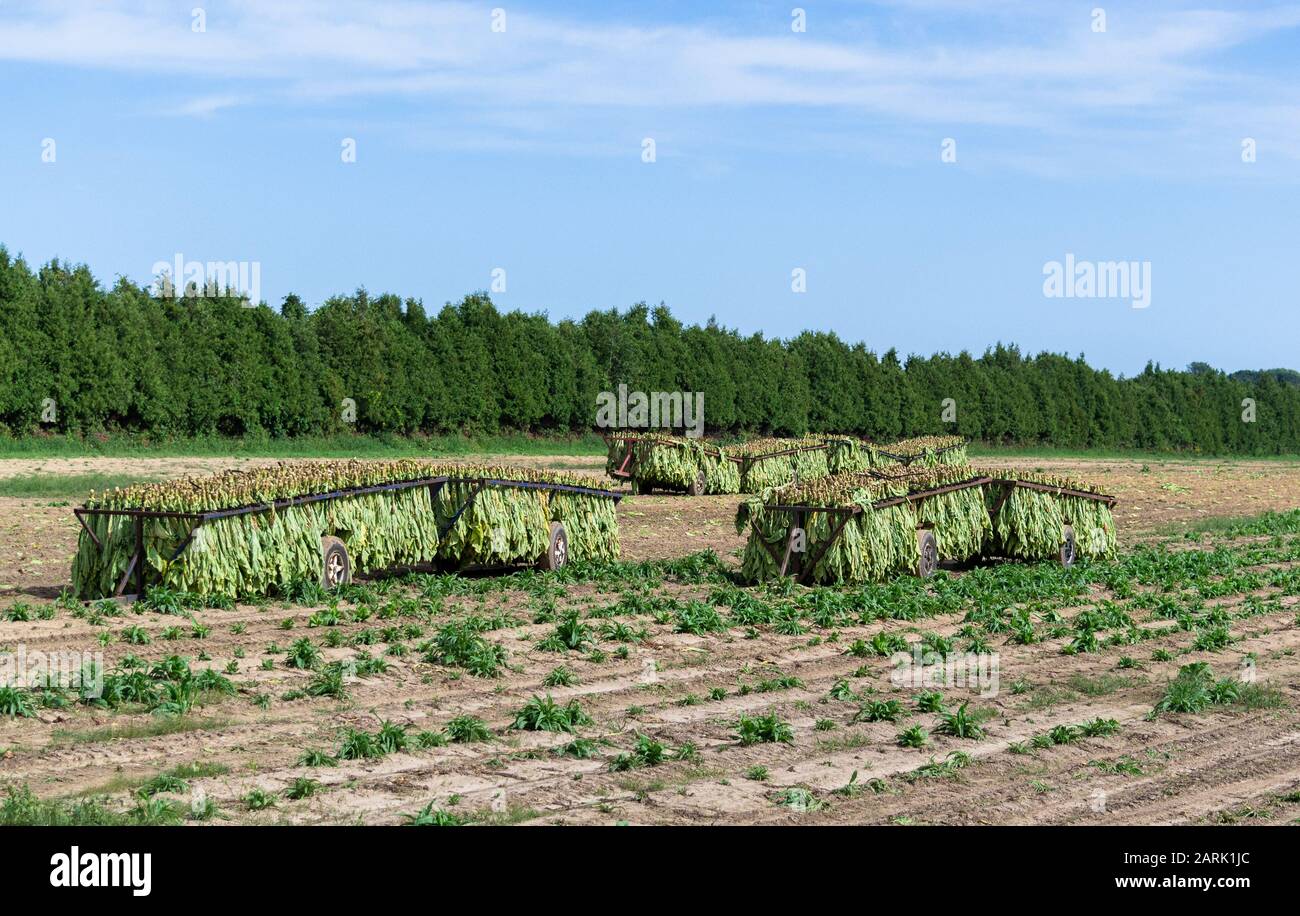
xmin=1 ymin=454 xmax=1298 ymax=825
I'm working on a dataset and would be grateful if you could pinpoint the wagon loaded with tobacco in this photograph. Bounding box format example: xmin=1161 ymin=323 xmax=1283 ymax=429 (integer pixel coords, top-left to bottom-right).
xmin=604 ymin=433 xmax=831 ymax=495
xmin=825 ymin=434 xmax=968 ymax=474
xmin=71 ymin=460 xmax=622 ymax=600
xmin=604 ymin=433 xmax=739 ymax=495
xmin=735 ymin=463 xmax=1116 ymax=585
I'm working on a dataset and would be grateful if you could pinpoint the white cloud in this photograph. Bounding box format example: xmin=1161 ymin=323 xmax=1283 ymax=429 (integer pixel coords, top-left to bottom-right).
xmin=165 ymin=94 xmax=246 ymax=117
xmin=2 ymin=0 xmax=1299 ymax=168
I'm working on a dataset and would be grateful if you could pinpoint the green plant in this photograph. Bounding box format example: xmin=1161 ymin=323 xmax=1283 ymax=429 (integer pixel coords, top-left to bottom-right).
xmin=444 ymin=715 xmax=493 ymax=743
xmin=1150 ymin=662 xmax=1216 ymax=716
xmin=375 ymin=720 xmax=409 ymax=754
xmin=1077 ymin=717 xmax=1122 ymax=738
xmin=674 ymin=601 xmax=728 ymax=635
xmin=425 ymin=622 xmax=508 ymax=678
xmin=136 ymin=774 xmax=188 ymax=798
xmin=404 ymin=803 xmax=466 ymax=826
xmin=190 ymin=796 xmax=219 ymax=820
xmin=935 ymin=702 xmax=985 ymax=739
xmin=542 ymin=665 xmax=575 ymax=687
xmin=285 ymin=637 xmax=322 ymax=670
xmin=244 ymin=788 xmax=278 ymax=810
xmin=511 ymin=695 xmax=593 ymax=733
xmin=853 ymin=699 xmax=901 ymax=723
xmin=305 ymin=663 xmax=349 ymax=700
xmin=0 ymin=687 xmax=35 ymax=718
xmin=556 ymin=737 xmax=601 ymax=759
xmin=906 ymin=751 xmax=972 ymax=780
xmin=1192 ymin=625 xmax=1235 ymax=652
xmin=772 ymin=786 xmax=823 ymax=812
xmin=539 ymin=611 xmax=592 ymax=652
xmin=133 ymin=796 xmax=184 ymax=825
xmin=609 ymin=733 xmax=667 ymax=771
xmin=754 ymin=673 xmax=803 ymax=693
xmin=832 ymin=770 xmax=863 ymax=797
xmin=913 ymin=690 xmax=945 ymax=713
xmin=286 ymin=777 xmax=320 ymax=800
xmin=896 ymin=724 xmax=928 ymax=748
xmin=120 ymin=625 xmax=151 ymax=645
xmin=734 ymin=712 xmax=793 ymax=746
xmin=1091 ymin=756 xmax=1143 ymax=775
xmin=298 ymin=749 xmax=338 ymax=767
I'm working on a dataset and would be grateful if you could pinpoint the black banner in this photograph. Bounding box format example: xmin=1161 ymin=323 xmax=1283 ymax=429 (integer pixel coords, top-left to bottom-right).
xmin=9 ymin=825 xmax=1282 ymax=901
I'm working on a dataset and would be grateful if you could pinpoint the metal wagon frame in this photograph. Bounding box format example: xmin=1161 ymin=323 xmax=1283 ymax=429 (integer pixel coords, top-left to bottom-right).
xmin=74 ymin=474 xmax=624 ymax=601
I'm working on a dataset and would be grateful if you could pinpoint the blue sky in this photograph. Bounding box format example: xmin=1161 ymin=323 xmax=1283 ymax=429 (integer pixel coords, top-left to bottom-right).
xmin=2 ymin=0 xmax=1299 ymax=375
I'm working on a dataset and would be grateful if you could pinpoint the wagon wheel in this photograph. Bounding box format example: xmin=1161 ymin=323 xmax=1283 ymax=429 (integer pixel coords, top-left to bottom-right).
xmin=320 ymin=536 xmax=352 ymax=589
xmin=915 ymin=529 xmax=938 ymax=578
xmin=686 ymin=469 xmax=706 ymax=497
xmin=539 ymin=522 xmax=569 ymax=571
xmin=1060 ymin=524 xmax=1077 ymax=568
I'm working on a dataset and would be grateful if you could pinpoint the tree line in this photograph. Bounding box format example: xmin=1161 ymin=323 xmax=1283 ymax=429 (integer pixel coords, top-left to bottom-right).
xmin=2 ymin=247 xmax=1297 ymax=454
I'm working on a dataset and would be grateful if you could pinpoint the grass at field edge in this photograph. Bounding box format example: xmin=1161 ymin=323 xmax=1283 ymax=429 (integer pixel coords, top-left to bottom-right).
xmin=3 ymin=433 xmax=1298 ymax=462
xmin=0 ymin=432 xmax=610 ymax=460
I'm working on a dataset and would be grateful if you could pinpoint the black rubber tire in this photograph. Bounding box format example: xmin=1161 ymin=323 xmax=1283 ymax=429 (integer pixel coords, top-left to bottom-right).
xmin=1060 ymin=525 xmax=1077 ymax=567
xmin=631 ymin=479 xmax=653 ymax=496
xmin=916 ymin=529 xmax=938 ymax=578
xmin=320 ymin=535 xmax=352 ymax=588
xmin=687 ymin=470 xmax=706 ymax=497
xmin=539 ymin=521 xmax=569 ymax=571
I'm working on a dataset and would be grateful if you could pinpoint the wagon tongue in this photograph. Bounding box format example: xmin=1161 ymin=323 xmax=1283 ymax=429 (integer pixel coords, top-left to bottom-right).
xmin=610 ymin=443 xmax=634 ymax=477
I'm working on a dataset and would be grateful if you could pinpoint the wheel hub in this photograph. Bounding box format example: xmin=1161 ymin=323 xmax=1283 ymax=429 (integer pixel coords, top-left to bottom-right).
xmin=326 ymin=553 xmax=345 ymax=586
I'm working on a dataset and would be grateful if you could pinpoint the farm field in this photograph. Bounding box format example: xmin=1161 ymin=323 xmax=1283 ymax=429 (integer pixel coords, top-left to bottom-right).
xmin=2 ymin=453 xmax=1299 ymax=826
